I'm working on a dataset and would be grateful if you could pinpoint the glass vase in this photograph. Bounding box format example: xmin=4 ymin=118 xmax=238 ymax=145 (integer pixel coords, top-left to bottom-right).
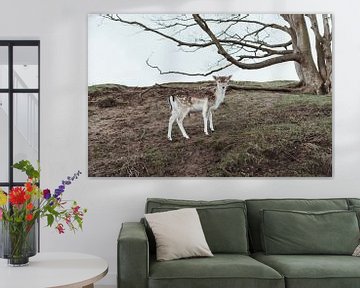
xmin=0 ymin=220 xmax=37 ymax=266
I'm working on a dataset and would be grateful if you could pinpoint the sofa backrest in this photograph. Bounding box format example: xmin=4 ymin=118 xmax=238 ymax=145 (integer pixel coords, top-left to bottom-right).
xmin=145 ymin=198 xmax=249 ymax=254
xmin=347 ymin=198 xmax=360 ymax=229
xmin=245 ymin=198 xmax=350 ymax=252
xmin=348 ymin=198 xmax=360 ymax=207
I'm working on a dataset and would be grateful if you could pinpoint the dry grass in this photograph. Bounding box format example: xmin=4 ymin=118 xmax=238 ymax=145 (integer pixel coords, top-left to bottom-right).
xmin=88 ymin=81 xmax=332 ymax=177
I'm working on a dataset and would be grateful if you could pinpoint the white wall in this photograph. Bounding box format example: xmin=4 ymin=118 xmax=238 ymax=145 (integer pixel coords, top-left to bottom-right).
xmin=1 ymin=0 xmax=360 ymax=286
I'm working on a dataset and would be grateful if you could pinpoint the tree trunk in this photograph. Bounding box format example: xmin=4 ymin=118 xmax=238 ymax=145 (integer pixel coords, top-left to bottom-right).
xmin=322 ymin=14 xmax=332 ymax=94
xmin=294 ymin=62 xmax=304 ymax=85
xmin=299 ymin=50 xmax=325 ymax=94
xmin=306 ymin=14 xmax=332 ymax=94
xmin=284 ymin=14 xmax=325 ymax=94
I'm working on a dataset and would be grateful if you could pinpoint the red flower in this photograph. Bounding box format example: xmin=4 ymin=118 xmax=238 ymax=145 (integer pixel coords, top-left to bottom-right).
xmin=56 ymin=223 xmax=65 ymax=234
xmin=72 ymin=205 xmax=80 ymax=215
xmin=26 ymin=203 xmax=34 ymax=210
xmin=65 ymin=214 xmax=71 ymax=225
xmin=26 ymin=214 xmax=33 ymax=221
xmin=9 ymin=187 xmax=26 ymax=205
xmin=25 ymin=182 xmax=33 ymax=192
xmin=24 ymin=193 xmax=31 ymax=201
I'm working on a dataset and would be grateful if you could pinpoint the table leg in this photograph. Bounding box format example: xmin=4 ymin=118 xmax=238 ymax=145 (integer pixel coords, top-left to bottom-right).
xmin=82 ymin=284 xmax=94 ymax=288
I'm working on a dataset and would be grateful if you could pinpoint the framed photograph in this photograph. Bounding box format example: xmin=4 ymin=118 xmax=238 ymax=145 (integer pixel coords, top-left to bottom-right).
xmin=88 ymin=14 xmax=332 ymax=177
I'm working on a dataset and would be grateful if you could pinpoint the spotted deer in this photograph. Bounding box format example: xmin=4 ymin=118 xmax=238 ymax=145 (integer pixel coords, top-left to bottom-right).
xmin=167 ymin=75 xmax=231 ymax=141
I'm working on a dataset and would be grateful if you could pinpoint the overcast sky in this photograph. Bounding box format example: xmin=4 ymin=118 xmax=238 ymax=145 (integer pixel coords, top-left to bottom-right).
xmin=88 ymin=14 xmax=299 ymax=87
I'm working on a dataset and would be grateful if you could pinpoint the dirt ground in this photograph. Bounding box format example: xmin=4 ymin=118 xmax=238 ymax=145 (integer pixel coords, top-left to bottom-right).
xmin=88 ymin=81 xmax=332 ymax=177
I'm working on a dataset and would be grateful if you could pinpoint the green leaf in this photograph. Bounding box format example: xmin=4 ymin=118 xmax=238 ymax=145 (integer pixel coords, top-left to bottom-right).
xmin=47 ymin=214 xmax=55 ymax=227
xmin=12 ymin=160 xmax=40 ymax=180
xmin=47 ymin=206 xmax=60 ymax=217
xmin=75 ymin=215 xmax=83 ymax=230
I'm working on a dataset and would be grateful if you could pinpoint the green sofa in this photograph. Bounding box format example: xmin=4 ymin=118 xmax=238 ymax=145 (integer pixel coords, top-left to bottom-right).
xmin=118 ymin=198 xmax=360 ymax=288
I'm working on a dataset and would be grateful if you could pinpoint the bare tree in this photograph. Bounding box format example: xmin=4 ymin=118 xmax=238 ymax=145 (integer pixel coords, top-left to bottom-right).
xmin=104 ymin=14 xmax=332 ymax=95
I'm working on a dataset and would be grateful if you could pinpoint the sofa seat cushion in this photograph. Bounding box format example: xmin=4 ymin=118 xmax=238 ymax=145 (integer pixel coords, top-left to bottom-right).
xmin=252 ymin=252 xmax=360 ymax=288
xmin=149 ymin=254 xmax=284 ymax=288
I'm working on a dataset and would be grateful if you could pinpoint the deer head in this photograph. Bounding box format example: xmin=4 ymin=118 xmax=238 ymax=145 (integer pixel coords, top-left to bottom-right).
xmin=213 ymin=75 xmax=232 ymax=93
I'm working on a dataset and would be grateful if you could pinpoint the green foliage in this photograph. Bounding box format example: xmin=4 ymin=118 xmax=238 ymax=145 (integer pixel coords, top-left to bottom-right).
xmin=12 ymin=160 xmax=40 ymax=180
xmin=47 ymin=214 xmax=55 ymax=227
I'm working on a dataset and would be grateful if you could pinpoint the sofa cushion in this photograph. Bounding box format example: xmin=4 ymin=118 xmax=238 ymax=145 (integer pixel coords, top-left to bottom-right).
xmin=246 ymin=198 xmax=349 ymax=252
xmin=252 ymin=252 xmax=360 ymax=288
xmin=149 ymin=254 xmax=284 ymax=288
xmin=349 ymin=205 xmax=360 ymax=228
xmin=347 ymin=198 xmax=360 ymax=207
xmin=145 ymin=208 xmax=213 ymax=261
xmin=146 ymin=198 xmax=249 ymax=254
xmin=346 ymin=199 xmax=360 ymax=229
xmin=261 ymin=209 xmax=359 ymax=255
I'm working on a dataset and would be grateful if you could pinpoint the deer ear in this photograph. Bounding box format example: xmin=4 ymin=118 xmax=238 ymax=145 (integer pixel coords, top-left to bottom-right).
xmin=213 ymin=75 xmax=217 ymax=80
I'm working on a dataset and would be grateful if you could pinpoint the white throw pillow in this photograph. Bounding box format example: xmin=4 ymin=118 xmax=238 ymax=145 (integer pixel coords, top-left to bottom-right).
xmin=145 ymin=208 xmax=213 ymax=261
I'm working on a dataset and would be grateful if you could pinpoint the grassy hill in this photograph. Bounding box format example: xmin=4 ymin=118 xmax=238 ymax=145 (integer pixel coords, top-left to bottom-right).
xmin=88 ymin=81 xmax=332 ymax=177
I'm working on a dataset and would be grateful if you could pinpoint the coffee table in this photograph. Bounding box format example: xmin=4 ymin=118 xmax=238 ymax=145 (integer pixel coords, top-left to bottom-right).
xmin=0 ymin=252 xmax=108 ymax=288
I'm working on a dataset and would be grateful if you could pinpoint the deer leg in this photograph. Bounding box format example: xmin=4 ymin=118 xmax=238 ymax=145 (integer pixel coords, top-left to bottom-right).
xmin=176 ymin=110 xmax=190 ymax=139
xmin=167 ymin=111 xmax=178 ymax=141
xmin=209 ymin=110 xmax=214 ymax=132
xmin=203 ymin=108 xmax=209 ymax=136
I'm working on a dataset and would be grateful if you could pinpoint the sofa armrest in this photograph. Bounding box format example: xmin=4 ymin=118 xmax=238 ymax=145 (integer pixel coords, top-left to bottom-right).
xmin=118 ymin=222 xmax=149 ymax=288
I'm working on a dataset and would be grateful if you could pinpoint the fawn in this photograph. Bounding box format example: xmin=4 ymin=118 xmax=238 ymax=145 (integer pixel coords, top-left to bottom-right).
xmin=167 ymin=75 xmax=231 ymax=141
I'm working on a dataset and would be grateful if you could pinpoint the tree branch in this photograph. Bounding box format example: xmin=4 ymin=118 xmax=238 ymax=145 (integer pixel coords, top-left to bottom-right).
xmin=245 ymin=39 xmax=292 ymax=49
xmin=145 ymin=58 xmax=233 ymax=76
xmin=193 ymin=14 xmax=300 ymax=70
xmin=219 ymin=39 xmax=293 ymax=55
xmin=306 ymin=14 xmax=323 ymax=42
xmin=230 ymin=18 xmax=290 ymax=33
xmin=103 ymin=14 xmax=213 ymax=48
xmin=104 ymin=14 xmax=293 ymax=56
xmin=322 ymin=14 xmax=332 ymax=41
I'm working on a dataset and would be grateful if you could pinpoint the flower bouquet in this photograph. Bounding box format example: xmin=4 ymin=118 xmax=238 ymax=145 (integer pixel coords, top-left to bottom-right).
xmin=0 ymin=160 xmax=87 ymax=266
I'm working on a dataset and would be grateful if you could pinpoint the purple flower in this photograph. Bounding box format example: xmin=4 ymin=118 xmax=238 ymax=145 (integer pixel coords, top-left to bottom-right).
xmin=54 ymin=171 xmax=82 ymax=199
xmin=54 ymin=189 xmax=63 ymax=198
xmin=43 ymin=189 xmax=51 ymax=200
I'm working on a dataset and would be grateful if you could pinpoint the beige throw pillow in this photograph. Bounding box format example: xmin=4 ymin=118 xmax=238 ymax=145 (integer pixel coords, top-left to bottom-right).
xmin=145 ymin=208 xmax=213 ymax=261
xmin=353 ymin=244 xmax=360 ymax=256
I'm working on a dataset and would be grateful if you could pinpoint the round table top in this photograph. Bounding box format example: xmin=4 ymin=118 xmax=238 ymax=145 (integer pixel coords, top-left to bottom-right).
xmin=0 ymin=252 xmax=108 ymax=288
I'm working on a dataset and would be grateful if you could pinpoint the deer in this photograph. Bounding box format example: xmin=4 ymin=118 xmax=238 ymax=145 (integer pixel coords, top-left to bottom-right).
xmin=167 ymin=75 xmax=231 ymax=141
